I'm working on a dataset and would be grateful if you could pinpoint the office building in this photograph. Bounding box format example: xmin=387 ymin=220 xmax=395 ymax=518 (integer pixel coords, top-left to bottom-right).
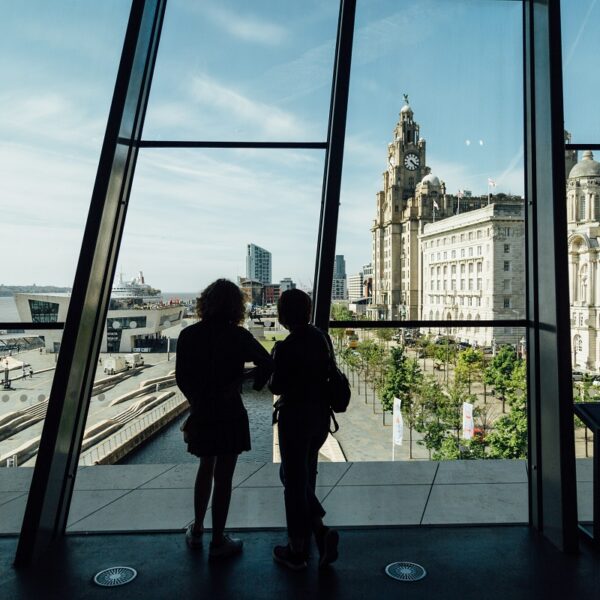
xmin=246 ymin=244 xmax=272 ymax=286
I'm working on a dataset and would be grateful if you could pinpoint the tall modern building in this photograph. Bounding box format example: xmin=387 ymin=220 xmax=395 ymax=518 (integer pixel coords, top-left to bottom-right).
xmin=332 ymin=255 xmax=347 ymax=300
xmin=246 ymin=244 xmax=272 ymax=285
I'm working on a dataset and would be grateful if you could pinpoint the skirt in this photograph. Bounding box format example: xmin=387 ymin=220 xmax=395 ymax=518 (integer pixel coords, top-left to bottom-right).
xmin=183 ymin=411 xmax=251 ymax=458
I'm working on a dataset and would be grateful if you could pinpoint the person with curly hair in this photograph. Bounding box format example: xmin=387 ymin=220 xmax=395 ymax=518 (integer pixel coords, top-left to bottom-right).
xmin=176 ymin=278 xmax=272 ymax=558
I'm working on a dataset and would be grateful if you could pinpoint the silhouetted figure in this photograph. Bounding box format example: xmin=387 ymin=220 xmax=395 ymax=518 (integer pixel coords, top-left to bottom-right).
xmin=269 ymin=289 xmax=339 ymax=570
xmin=176 ymin=279 xmax=272 ymax=558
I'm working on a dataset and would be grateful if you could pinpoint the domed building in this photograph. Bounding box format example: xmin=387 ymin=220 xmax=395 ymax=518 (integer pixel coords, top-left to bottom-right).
xmin=369 ymin=98 xmax=525 ymax=338
xmin=567 ymin=150 xmax=600 ymax=370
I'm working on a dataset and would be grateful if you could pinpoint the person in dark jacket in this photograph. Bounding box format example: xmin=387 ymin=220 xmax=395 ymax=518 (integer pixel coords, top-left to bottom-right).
xmin=269 ymin=289 xmax=339 ymax=570
xmin=176 ymin=279 xmax=272 ymax=558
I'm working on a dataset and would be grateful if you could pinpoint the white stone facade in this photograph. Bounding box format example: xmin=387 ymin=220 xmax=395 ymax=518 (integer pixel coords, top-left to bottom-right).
xmin=567 ymin=151 xmax=600 ymax=371
xmin=420 ymin=203 xmax=525 ymax=347
xmin=348 ymin=273 xmax=364 ymax=302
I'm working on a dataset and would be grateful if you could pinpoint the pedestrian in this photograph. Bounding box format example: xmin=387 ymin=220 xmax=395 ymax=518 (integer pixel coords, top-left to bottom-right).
xmin=269 ymin=289 xmax=339 ymax=570
xmin=176 ymin=279 xmax=272 ymax=558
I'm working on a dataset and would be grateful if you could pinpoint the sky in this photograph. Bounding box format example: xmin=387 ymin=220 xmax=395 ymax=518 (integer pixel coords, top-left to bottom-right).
xmin=1 ymin=0 xmax=598 ymax=292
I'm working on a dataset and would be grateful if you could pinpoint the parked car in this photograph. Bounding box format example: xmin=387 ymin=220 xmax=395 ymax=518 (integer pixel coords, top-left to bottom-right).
xmin=457 ymin=341 xmax=472 ymax=350
xmin=572 ymin=370 xmax=584 ymax=382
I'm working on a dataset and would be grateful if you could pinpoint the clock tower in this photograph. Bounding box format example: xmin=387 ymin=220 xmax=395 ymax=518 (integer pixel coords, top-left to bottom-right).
xmin=370 ymin=97 xmax=429 ymax=320
xmin=388 ymin=95 xmax=427 ymax=201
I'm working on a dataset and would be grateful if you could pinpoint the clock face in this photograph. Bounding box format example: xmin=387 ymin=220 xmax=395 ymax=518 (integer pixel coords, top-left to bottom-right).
xmin=404 ymin=153 xmax=420 ymax=170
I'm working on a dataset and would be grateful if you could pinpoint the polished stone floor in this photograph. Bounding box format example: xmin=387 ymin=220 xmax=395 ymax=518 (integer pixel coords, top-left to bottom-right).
xmin=1 ymin=527 xmax=599 ymax=600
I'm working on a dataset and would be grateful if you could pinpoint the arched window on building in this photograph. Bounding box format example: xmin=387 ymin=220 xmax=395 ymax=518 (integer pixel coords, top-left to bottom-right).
xmin=579 ymin=195 xmax=586 ymax=221
xmin=594 ymin=194 xmax=600 ymax=221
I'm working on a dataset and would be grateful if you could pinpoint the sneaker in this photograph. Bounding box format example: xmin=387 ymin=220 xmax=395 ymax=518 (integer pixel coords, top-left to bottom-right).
xmin=272 ymin=545 xmax=307 ymax=571
xmin=209 ymin=535 xmax=243 ymax=559
xmin=316 ymin=527 xmax=339 ymax=568
xmin=185 ymin=523 xmax=203 ymax=549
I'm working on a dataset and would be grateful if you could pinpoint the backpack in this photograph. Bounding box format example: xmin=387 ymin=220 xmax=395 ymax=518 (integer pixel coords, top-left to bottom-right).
xmin=321 ymin=332 xmax=351 ymax=433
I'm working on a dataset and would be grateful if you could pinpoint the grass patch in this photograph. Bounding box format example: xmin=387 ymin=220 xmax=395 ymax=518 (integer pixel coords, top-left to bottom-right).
xmin=259 ymin=333 xmax=287 ymax=353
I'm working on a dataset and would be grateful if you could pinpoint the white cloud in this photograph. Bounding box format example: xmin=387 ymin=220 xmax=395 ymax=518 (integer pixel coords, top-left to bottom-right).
xmin=188 ymin=75 xmax=309 ymax=139
xmin=187 ymin=1 xmax=287 ymax=46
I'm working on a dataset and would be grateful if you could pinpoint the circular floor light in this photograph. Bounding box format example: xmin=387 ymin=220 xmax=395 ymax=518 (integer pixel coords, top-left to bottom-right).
xmin=385 ymin=561 xmax=427 ymax=582
xmin=93 ymin=566 xmax=137 ymax=587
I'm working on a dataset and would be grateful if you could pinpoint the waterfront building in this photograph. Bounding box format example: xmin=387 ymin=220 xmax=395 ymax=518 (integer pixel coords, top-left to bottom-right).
xmin=420 ymin=202 xmax=525 ymax=347
xmin=15 ymin=290 xmax=183 ymax=354
xmin=332 ymin=255 xmax=348 ymax=300
xmin=369 ymin=99 xmax=524 ymax=324
xmin=567 ymin=150 xmax=600 ymax=370
xmin=246 ymin=243 xmax=272 ymax=286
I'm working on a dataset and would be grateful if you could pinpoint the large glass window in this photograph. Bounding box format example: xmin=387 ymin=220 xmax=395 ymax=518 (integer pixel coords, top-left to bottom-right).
xmin=0 ymin=2 xmax=129 ymax=535
xmin=333 ymin=0 xmax=525 ymax=341
xmin=143 ymin=0 xmax=338 ymax=142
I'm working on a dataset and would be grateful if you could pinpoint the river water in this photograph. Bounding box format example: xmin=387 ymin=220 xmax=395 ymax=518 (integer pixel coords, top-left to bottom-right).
xmin=0 ymin=297 xmax=19 ymax=322
xmin=118 ymin=383 xmax=274 ymax=464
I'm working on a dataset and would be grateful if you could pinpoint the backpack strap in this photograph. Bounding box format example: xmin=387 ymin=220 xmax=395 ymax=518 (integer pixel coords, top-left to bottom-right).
xmin=329 ymin=408 xmax=339 ymax=434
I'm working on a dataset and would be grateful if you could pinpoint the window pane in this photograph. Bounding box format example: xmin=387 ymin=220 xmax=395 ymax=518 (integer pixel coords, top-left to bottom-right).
xmin=144 ymin=0 xmax=339 ymax=141
xmin=0 ymin=328 xmax=64 ymax=534
xmin=562 ymin=0 xmax=600 ymax=142
xmin=334 ymin=0 xmax=525 ymax=342
xmin=66 ymin=148 xmax=322 ymax=529
xmin=0 ymin=1 xmax=130 ymax=300
xmin=0 ymin=1 xmax=129 ymax=535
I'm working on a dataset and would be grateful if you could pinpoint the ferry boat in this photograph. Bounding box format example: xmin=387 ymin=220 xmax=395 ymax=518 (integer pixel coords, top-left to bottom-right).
xmin=111 ymin=271 xmax=162 ymax=305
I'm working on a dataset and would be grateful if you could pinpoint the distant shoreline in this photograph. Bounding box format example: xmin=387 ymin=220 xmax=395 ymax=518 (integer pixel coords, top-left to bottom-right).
xmin=0 ymin=287 xmax=71 ymax=297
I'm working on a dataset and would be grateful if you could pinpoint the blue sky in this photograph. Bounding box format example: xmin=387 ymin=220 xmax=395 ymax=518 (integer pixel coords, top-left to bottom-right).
xmin=1 ymin=0 xmax=598 ymax=292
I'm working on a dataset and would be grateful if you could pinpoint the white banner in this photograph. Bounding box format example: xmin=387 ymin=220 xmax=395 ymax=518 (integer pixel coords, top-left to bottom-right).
xmin=393 ymin=397 xmax=403 ymax=446
xmin=462 ymin=402 xmax=474 ymax=440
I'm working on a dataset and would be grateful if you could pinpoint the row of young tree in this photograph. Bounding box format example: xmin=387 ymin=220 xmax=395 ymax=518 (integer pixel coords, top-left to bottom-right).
xmin=338 ymin=339 xmax=528 ymax=460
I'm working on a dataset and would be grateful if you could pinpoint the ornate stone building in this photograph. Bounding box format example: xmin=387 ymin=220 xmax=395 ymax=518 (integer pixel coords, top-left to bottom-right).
xmin=420 ymin=202 xmax=525 ymax=347
xmin=567 ymin=150 xmax=600 ymax=370
xmin=369 ymin=99 xmax=524 ymax=328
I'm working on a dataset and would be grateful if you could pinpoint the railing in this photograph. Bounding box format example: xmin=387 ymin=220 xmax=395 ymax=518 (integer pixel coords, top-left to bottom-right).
xmin=79 ymin=393 xmax=188 ymax=466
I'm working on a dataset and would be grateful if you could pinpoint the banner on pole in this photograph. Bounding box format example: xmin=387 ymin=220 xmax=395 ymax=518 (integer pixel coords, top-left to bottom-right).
xmin=393 ymin=397 xmax=403 ymax=446
xmin=462 ymin=402 xmax=474 ymax=440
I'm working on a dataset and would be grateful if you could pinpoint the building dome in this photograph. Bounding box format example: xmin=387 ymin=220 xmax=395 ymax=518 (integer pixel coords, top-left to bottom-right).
xmin=400 ymin=103 xmax=413 ymax=116
xmin=569 ymin=150 xmax=600 ymax=179
xmin=421 ymin=173 xmax=441 ymax=187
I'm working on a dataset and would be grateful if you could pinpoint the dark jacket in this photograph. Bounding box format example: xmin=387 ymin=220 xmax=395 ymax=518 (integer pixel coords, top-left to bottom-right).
xmin=176 ymin=320 xmax=272 ymax=421
xmin=268 ymin=324 xmax=332 ymax=406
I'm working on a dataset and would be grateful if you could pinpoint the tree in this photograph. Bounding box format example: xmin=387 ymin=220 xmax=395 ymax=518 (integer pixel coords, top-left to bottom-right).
xmin=574 ymin=374 xmax=595 ymax=457
xmin=486 ymin=359 xmax=527 ymax=459
xmin=375 ymin=328 xmax=394 ymax=351
xmin=380 ymin=348 xmax=423 ymax=458
xmin=484 ymin=345 xmax=519 ymax=413
xmin=455 ymin=348 xmax=484 ymax=393
xmin=330 ymin=303 xmax=354 ymax=322
xmin=415 ymin=375 xmax=446 ymax=458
